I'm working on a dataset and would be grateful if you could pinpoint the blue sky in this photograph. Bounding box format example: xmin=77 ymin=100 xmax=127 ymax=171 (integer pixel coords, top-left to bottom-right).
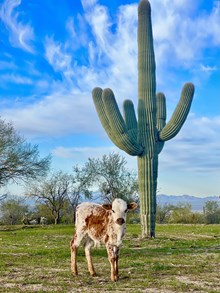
xmin=0 ymin=0 xmax=219 ymax=197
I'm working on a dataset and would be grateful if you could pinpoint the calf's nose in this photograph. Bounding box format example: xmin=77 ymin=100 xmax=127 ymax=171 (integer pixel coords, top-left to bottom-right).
xmin=116 ymin=218 xmax=125 ymax=225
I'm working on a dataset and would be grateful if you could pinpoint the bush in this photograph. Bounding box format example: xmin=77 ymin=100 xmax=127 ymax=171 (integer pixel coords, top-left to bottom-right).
xmin=156 ymin=203 xmax=205 ymax=224
xmin=0 ymin=196 xmax=29 ymax=225
xmin=204 ymin=201 xmax=220 ymax=224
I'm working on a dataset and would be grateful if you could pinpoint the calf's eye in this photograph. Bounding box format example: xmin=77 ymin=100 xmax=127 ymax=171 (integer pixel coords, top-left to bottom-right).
xmin=112 ymin=210 xmax=115 ymax=213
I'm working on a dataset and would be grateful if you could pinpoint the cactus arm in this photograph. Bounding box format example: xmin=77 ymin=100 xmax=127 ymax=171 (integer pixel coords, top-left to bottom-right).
xmin=102 ymin=89 xmax=143 ymax=155
xmin=159 ymin=83 xmax=194 ymax=141
xmin=93 ymin=87 xmax=135 ymax=154
xmin=102 ymin=89 xmax=143 ymax=156
xmin=102 ymin=88 xmax=127 ymax=135
xmin=123 ymin=99 xmax=138 ymax=141
xmin=92 ymin=87 xmax=117 ymax=143
xmin=156 ymin=92 xmax=166 ymax=153
xmin=156 ymin=92 xmax=166 ymax=131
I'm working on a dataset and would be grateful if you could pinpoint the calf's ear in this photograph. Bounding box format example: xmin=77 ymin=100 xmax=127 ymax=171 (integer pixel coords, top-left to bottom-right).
xmin=127 ymin=202 xmax=138 ymax=211
xmin=102 ymin=204 xmax=112 ymax=210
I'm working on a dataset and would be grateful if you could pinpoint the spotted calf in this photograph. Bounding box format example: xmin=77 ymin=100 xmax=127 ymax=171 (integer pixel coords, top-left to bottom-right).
xmin=70 ymin=198 xmax=137 ymax=281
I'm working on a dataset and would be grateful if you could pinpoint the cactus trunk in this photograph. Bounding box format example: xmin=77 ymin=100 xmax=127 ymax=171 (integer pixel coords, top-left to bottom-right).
xmin=138 ymin=155 xmax=158 ymax=237
xmin=92 ymin=0 xmax=194 ymax=238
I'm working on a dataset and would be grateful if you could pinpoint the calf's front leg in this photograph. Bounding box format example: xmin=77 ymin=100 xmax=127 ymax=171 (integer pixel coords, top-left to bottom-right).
xmin=107 ymin=244 xmax=119 ymax=281
xmin=70 ymin=236 xmax=80 ymax=275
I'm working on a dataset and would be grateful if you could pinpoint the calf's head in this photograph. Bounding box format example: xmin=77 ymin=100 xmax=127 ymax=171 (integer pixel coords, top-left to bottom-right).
xmin=103 ymin=198 xmax=137 ymax=226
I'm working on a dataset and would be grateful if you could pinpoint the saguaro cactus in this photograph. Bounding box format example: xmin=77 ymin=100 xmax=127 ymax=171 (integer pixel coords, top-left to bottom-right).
xmin=92 ymin=0 xmax=194 ymax=238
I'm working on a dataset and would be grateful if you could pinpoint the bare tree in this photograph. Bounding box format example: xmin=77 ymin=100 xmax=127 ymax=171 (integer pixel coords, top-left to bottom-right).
xmin=27 ymin=171 xmax=70 ymax=224
xmin=27 ymin=170 xmax=92 ymax=224
xmin=0 ymin=119 xmax=51 ymax=187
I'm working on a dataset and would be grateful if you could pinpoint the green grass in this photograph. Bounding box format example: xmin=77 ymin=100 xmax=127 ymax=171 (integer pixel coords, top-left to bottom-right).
xmin=0 ymin=224 xmax=219 ymax=292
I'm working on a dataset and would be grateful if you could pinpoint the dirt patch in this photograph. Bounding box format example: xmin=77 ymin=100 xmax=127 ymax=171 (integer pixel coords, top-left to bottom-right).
xmin=176 ymin=275 xmax=220 ymax=292
xmin=1 ymin=282 xmax=62 ymax=292
xmin=144 ymin=289 xmax=175 ymax=293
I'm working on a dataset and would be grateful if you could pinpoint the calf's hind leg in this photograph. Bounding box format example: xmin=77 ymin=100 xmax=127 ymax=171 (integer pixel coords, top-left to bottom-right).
xmin=84 ymin=237 xmax=96 ymax=276
xmin=70 ymin=232 xmax=84 ymax=276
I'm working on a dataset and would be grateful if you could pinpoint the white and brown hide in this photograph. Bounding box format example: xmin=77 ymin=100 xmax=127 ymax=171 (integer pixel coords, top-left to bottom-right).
xmin=70 ymin=198 xmax=137 ymax=281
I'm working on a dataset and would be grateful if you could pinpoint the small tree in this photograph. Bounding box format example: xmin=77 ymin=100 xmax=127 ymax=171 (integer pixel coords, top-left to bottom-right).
xmin=167 ymin=203 xmax=192 ymax=224
xmin=204 ymin=201 xmax=220 ymax=224
xmin=66 ymin=166 xmax=92 ymax=223
xmin=156 ymin=204 xmax=175 ymax=224
xmin=157 ymin=203 xmax=205 ymax=224
xmin=81 ymin=153 xmax=138 ymax=203
xmin=33 ymin=203 xmax=56 ymax=224
xmin=0 ymin=196 xmax=29 ymax=225
xmin=166 ymin=203 xmax=204 ymax=224
xmin=0 ymin=118 xmax=51 ymax=187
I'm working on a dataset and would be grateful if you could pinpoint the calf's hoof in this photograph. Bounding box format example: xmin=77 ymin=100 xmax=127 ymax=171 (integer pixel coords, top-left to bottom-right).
xmin=111 ymin=275 xmax=119 ymax=282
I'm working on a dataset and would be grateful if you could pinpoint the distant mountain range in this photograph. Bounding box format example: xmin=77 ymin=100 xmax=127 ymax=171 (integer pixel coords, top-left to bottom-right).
xmin=157 ymin=194 xmax=220 ymax=211
xmin=1 ymin=194 xmax=219 ymax=213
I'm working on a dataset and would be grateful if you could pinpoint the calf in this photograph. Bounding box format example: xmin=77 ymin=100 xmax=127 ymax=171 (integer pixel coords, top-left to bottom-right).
xmin=70 ymin=198 xmax=137 ymax=281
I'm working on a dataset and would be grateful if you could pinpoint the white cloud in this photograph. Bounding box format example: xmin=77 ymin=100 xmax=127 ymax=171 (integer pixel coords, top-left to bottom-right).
xmin=0 ymin=0 xmax=35 ymax=53
xmin=52 ymin=145 xmax=138 ymax=174
xmin=1 ymin=88 xmax=101 ymax=138
xmin=45 ymin=37 xmax=72 ymax=74
xmin=152 ymin=0 xmax=220 ymax=68
xmin=158 ymin=115 xmax=220 ymax=196
xmin=1 ymin=73 xmax=32 ymax=85
xmin=81 ymin=0 xmax=97 ymax=9
xmin=52 ymin=146 xmax=116 ymax=160
xmin=200 ymin=64 xmax=218 ymax=72
xmin=66 ymin=18 xmax=76 ymax=39
xmin=0 ymin=60 xmax=16 ymax=70
xmin=80 ymin=1 xmax=138 ymax=101
xmin=160 ymin=115 xmax=220 ymax=173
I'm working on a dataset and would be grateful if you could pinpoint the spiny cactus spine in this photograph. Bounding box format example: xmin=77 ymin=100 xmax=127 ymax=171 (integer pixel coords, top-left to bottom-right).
xmin=92 ymin=0 xmax=194 ymax=238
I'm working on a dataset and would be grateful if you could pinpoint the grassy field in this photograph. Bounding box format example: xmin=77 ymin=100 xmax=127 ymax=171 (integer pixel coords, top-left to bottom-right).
xmin=0 ymin=224 xmax=219 ymax=293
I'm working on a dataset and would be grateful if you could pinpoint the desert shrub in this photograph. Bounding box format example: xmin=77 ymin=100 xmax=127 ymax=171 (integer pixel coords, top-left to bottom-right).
xmin=204 ymin=201 xmax=220 ymax=224
xmin=0 ymin=196 xmax=29 ymax=225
